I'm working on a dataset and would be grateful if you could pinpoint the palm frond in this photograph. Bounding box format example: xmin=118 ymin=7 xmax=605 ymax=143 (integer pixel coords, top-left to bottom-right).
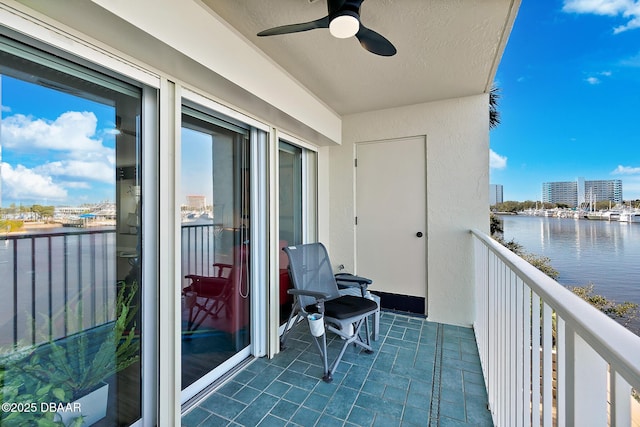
xmin=489 ymin=85 xmax=501 ymax=129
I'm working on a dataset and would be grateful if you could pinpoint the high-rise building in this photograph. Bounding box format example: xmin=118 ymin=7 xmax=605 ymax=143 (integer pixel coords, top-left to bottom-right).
xmin=489 ymin=184 xmax=503 ymax=206
xmin=583 ymin=180 xmax=623 ymax=206
xmin=542 ymin=178 xmax=622 ymax=207
xmin=186 ymin=195 xmax=207 ymax=210
xmin=542 ymin=181 xmax=578 ymax=206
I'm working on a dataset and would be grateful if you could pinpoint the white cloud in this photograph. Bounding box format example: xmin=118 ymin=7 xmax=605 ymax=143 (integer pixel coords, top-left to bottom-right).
xmin=614 ymin=14 xmax=640 ymax=33
xmin=584 ymin=70 xmax=613 ymax=84
xmin=490 ymin=149 xmax=508 ymax=170
xmin=63 ymin=182 xmax=92 ymax=189
xmin=612 ymin=164 xmax=640 ymax=174
xmin=36 ymin=159 xmax=114 ymax=184
xmin=563 ymin=0 xmax=634 ymax=16
xmin=0 ymin=111 xmax=116 ymax=191
xmin=620 ymin=51 xmax=640 ymax=66
xmin=1 ymin=111 xmax=109 ymax=153
xmin=0 ymin=162 xmax=68 ymax=201
xmin=563 ymin=0 xmax=640 ymax=33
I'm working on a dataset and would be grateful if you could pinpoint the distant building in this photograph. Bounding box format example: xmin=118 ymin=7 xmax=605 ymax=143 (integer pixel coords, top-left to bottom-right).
xmin=186 ymin=195 xmax=207 ymax=210
xmin=489 ymin=184 xmax=503 ymax=206
xmin=583 ymin=179 xmax=623 ymax=206
xmin=542 ymin=181 xmax=578 ymax=206
xmin=542 ymin=178 xmax=622 ymax=207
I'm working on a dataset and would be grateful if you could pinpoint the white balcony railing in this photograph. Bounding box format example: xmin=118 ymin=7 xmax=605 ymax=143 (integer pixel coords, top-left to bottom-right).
xmin=472 ymin=229 xmax=640 ymax=427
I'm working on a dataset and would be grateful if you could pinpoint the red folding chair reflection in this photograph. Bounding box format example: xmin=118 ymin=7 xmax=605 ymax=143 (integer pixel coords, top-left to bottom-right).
xmin=182 ymin=246 xmax=249 ymax=336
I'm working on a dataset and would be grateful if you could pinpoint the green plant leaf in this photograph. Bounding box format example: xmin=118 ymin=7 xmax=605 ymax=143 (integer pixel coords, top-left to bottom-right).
xmin=36 ymin=418 xmax=62 ymax=427
xmin=70 ymin=416 xmax=86 ymax=427
xmin=36 ymin=383 xmax=53 ymax=396
xmin=52 ymin=387 xmax=67 ymax=401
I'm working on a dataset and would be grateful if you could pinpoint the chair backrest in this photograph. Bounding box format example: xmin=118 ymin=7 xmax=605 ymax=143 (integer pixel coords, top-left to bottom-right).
xmin=283 ymin=243 xmax=341 ymax=309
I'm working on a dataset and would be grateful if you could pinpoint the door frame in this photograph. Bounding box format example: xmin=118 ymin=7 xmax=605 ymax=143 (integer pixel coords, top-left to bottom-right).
xmin=178 ymin=89 xmax=269 ymax=404
xmin=354 ymin=135 xmax=428 ymax=314
xmin=274 ymin=131 xmax=318 ymax=338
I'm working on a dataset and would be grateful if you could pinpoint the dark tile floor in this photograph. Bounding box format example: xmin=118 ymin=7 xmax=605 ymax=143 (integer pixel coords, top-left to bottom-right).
xmin=181 ymin=311 xmax=493 ymax=426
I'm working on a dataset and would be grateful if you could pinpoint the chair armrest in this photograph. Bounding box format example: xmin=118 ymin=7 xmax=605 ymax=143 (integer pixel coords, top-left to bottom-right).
xmin=334 ymin=273 xmax=372 ymax=285
xmin=336 ymin=281 xmax=364 ymax=289
xmin=335 ymin=273 xmax=372 ymax=297
xmin=287 ymin=288 xmax=332 ymax=300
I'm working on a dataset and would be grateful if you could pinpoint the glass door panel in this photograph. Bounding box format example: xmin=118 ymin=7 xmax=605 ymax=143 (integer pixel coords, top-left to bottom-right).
xmin=278 ymin=141 xmax=302 ymax=322
xmin=180 ymin=110 xmax=251 ymax=390
xmin=0 ymin=39 xmax=142 ymax=426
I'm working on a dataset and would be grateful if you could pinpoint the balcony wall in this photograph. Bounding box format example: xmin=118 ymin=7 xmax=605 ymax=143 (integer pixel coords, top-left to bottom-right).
xmin=472 ymin=229 xmax=640 ymax=426
xmin=329 ymin=95 xmax=490 ymax=326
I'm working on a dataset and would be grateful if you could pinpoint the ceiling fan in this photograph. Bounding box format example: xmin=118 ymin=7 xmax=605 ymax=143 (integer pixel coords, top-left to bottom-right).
xmin=257 ymin=0 xmax=397 ymax=57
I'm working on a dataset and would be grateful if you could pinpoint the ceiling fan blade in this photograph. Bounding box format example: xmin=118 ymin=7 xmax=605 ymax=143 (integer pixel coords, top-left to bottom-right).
xmin=356 ymin=25 xmax=397 ymax=56
xmin=328 ymin=0 xmax=355 ymax=15
xmin=257 ymin=16 xmax=330 ymax=37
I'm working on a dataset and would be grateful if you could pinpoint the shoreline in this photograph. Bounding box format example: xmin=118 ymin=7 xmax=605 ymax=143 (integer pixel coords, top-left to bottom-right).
xmin=3 ymin=222 xmax=116 ymax=236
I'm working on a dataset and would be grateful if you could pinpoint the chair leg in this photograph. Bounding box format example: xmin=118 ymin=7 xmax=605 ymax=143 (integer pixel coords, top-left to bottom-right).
xmin=360 ymin=318 xmax=374 ymax=354
xmin=323 ymin=318 xmax=374 ymax=380
xmin=321 ymin=334 xmax=331 ymax=382
xmin=310 ymin=332 xmax=332 ymax=382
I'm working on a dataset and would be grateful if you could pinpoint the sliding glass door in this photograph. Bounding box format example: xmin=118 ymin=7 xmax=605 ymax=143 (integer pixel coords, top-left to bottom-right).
xmin=0 ymin=36 xmax=143 ymax=426
xmin=278 ymin=140 xmax=316 ymax=322
xmin=279 ymin=142 xmax=303 ymax=247
xmin=180 ymin=107 xmax=251 ymax=395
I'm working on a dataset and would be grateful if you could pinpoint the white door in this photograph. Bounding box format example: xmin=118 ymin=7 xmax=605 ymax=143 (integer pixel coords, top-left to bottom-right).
xmin=356 ymin=136 xmax=427 ymax=307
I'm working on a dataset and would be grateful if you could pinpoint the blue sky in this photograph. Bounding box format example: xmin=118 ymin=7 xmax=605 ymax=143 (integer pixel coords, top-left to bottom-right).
xmin=1 ymin=76 xmax=117 ymax=206
xmin=3 ymin=1 xmax=639 ymax=207
xmin=490 ymin=0 xmax=640 ymax=202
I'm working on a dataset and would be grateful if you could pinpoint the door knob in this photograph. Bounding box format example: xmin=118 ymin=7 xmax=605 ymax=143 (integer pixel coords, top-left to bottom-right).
xmin=416 ymin=232 xmax=424 ymax=238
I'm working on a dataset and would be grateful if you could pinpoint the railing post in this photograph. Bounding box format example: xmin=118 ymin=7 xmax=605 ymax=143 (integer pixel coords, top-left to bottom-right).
xmin=515 ymin=276 xmax=524 ymax=427
xmin=611 ymin=369 xmax=632 ymax=427
xmin=523 ymin=286 xmax=532 ymax=427
xmin=531 ymin=291 xmax=541 ymax=427
xmin=542 ymin=303 xmax=553 ymax=427
xmin=565 ymin=326 xmax=608 ymax=426
xmin=556 ymin=317 xmax=565 ymax=427
xmin=489 ymin=250 xmax=498 ymax=422
xmin=63 ymin=234 xmax=69 ymax=337
xmin=12 ymin=239 xmax=18 ymax=348
xmin=31 ymin=236 xmax=36 ymax=345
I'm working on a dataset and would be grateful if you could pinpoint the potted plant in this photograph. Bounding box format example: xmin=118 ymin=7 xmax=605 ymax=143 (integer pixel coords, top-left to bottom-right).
xmin=0 ymin=281 xmax=140 ymax=427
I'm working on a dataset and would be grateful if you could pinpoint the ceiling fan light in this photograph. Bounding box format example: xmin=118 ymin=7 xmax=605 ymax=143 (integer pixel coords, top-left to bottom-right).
xmin=329 ymin=12 xmax=360 ymax=39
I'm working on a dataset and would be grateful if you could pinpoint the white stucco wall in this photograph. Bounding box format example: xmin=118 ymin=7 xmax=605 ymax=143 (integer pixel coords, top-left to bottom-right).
xmin=330 ymin=95 xmax=490 ymax=327
xmin=91 ymin=0 xmax=342 ymax=144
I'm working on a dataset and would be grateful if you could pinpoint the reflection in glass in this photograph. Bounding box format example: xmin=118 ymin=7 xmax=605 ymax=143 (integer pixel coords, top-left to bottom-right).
xmin=180 ymin=110 xmax=251 ymax=390
xmin=0 ymin=39 xmax=142 ymax=426
xmin=278 ymin=142 xmax=303 ymax=322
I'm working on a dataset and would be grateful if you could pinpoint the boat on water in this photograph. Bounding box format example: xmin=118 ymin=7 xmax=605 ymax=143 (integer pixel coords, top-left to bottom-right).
xmin=585 ymin=212 xmax=604 ymax=220
xmin=602 ymin=210 xmax=622 ymax=221
xmin=619 ymin=211 xmax=640 ymax=223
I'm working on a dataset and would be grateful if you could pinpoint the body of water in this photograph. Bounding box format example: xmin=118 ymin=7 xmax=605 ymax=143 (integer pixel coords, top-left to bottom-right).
xmin=0 ymin=227 xmax=118 ymax=347
xmin=501 ymin=214 xmax=640 ymax=332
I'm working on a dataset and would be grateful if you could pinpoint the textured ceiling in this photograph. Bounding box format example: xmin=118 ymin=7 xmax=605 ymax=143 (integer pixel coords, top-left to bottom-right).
xmin=203 ymin=0 xmax=517 ymax=116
